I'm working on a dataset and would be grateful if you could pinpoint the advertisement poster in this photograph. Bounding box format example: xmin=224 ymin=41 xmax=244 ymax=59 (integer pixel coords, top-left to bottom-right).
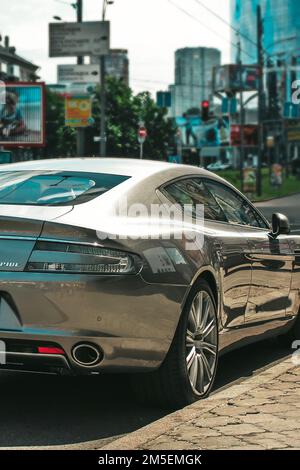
xmin=271 ymin=164 xmax=283 ymax=187
xmin=243 ymin=167 xmax=257 ymax=194
xmin=175 ymin=116 xmax=230 ymax=148
xmin=65 ymin=95 xmax=92 ymax=128
xmin=0 ymin=83 xmax=45 ymax=147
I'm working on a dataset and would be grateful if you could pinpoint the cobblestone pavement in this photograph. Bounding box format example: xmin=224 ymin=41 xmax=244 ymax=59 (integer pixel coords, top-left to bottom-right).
xmin=102 ymin=357 xmax=300 ymax=450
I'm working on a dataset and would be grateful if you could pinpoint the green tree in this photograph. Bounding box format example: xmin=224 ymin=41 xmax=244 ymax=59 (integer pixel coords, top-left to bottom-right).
xmin=45 ymin=89 xmax=63 ymax=155
xmin=45 ymin=88 xmax=76 ymax=157
xmin=45 ymin=79 xmax=175 ymax=159
xmin=90 ymin=77 xmax=175 ymax=159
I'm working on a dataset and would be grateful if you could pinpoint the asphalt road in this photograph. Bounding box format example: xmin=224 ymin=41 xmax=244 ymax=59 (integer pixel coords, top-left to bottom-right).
xmin=0 ymin=340 xmax=291 ymax=449
xmin=256 ymin=192 xmax=300 ymax=234
xmin=0 ymin=193 xmax=298 ymax=450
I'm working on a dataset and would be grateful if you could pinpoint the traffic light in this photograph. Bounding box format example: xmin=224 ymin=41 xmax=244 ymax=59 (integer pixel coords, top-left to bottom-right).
xmin=201 ymin=100 xmax=210 ymax=122
xmin=291 ymin=56 xmax=297 ymax=86
xmin=267 ymin=60 xmax=280 ymax=119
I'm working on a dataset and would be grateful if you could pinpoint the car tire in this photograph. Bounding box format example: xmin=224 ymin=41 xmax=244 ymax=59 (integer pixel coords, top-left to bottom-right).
xmin=131 ymin=279 xmax=219 ymax=409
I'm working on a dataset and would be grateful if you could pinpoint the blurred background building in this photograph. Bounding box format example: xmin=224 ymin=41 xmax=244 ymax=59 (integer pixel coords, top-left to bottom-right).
xmin=231 ymin=0 xmax=300 ymax=104
xmin=0 ymin=35 xmax=40 ymax=82
xmin=170 ymin=47 xmax=221 ymax=117
xmin=91 ymin=49 xmax=129 ymax=86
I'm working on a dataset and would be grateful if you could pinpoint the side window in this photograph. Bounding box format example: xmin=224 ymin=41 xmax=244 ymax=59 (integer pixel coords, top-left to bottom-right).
xmin=164 ymin=178 xmax=227 ymax=222
xmin=204 ymin=180 xmax=267 ymax=228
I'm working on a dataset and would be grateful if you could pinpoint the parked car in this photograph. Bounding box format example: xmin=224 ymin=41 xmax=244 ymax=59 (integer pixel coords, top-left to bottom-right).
xmin=206 ymin=161 xmax=232 ymax=172
xmin=0 ymin=158 xmax=299 ymax=409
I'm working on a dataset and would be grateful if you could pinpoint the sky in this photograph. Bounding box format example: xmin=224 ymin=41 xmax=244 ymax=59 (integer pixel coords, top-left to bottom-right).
xmin=0 ymin=0 xmax=231 ymax=95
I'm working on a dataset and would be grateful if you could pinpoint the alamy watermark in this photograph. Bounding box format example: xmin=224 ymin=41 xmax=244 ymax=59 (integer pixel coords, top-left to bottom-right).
xmin=292 ymin=80 xmax=300 ymax=104
xmin=96 ymin=198 xmax=205 ymax=251
xmin=0 ymin=340 xmax=6 ymax=365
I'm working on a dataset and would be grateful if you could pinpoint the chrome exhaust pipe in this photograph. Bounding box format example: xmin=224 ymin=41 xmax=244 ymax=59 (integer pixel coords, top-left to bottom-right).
xmin=72 ymin=343 xmax=102 ymax=367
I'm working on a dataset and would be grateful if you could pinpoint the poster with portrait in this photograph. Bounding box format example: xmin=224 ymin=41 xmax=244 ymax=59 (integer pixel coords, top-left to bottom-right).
xmin=0 ymin=82 xmax=45 ymax=147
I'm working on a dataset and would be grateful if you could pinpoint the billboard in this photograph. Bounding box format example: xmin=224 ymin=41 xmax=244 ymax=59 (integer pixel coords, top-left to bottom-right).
xmin=175 ymin=116 xmax=230 ymax=148
xmin=0 ymin=82 xmax=45 ymax=147
xmin=58 ymin=64 xmax=100 ymax=84
xmin=231 ymin=124 xmax=258 ymax=146
xmin=49 ymin=21 xmax=110 ymax=58
xmin=65 ymin=95 xmax=92 ymax=128
xmin=214 ymin=65 xmax=259 ymax=93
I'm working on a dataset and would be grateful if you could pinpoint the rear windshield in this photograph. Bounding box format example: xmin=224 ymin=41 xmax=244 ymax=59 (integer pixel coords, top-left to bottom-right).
xmin=0 ymin=171 xmax=130 ymax=206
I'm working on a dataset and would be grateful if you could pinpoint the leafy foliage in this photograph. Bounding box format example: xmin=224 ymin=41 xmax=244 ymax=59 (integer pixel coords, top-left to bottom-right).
xmin=45 ymin=78 xmax=175 ymax=159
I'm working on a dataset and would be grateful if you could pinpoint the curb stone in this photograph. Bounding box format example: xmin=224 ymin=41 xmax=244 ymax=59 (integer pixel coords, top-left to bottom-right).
xmin=100 ymin=357 xmax=296 ymax=450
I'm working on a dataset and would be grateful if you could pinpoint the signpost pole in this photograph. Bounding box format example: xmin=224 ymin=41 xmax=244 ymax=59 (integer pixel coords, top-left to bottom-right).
xmin=140 ymin=142 xmax=144 ymax=160
xmin=138 ymin=124 xmax=147 ymax=159
xmin=100 ymin=54 xmax=106 ymax=157
xmin=100 ymin=0 xmax=108 ymax=157
xmin=257 ymin=5 xmax=264 ymax=197
xmin=76 ymin=0 xmax=85 ymax=157
xmin=237 ymin=35 xmax=245 ymax=193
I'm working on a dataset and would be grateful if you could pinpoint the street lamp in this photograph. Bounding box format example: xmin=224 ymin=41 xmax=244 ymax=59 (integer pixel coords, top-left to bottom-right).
xmin=102 ymin=0 xmax=114 ymax=20
xmin=99 ymin=0 xmax=114 ymax=157
xmin=53 ymin=16 xmax=63 ymax=21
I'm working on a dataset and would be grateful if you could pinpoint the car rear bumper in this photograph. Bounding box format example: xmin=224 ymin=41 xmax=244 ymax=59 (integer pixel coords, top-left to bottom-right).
xmin=0 ymin=272 xmax=187 ymax=374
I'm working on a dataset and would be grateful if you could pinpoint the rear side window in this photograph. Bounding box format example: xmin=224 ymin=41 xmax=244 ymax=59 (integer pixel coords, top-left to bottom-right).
xmin=164 ymin=178 xmax=227 ymax=222
xmin=0 ymin=171 xmax=130 ymax=206
xmin=204 ymin=179 xmax=268 ymax=228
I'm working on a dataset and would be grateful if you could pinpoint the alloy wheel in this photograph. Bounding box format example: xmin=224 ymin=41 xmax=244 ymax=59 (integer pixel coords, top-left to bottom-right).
xmin=185 ymin=290 xmax=218 ymax=396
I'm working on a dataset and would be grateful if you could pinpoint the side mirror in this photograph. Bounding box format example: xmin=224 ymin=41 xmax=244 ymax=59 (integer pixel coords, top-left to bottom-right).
xmin=270 ymin=213 xmax=291 ymax=238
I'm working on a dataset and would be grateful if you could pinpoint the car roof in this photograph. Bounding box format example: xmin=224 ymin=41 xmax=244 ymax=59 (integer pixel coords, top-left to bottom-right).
xmin=0 ymin=157 xmax=208 ymax=179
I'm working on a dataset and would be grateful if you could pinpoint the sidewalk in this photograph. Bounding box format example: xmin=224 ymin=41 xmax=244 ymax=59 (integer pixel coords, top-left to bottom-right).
xmin=102 ymin=357 xmax=300 ymax=450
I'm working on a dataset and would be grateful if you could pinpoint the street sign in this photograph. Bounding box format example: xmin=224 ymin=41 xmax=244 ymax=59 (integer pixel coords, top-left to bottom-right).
xmin=65 ymin=95 xmax=92 ymax=128
xmin=222 ymin=97 xmax=237 ymax=115
xmin=285 ymin=121 xmax=300 ymax=142
xmin=58 ymin=64 xmax=100 ymax=84
xmin=157 ymin=91 xmax=172 ymax=108
xmin=49 ymin=21 xmax=110 ymax=58
xmin=138 ymin=126 xmax=148 ymax=144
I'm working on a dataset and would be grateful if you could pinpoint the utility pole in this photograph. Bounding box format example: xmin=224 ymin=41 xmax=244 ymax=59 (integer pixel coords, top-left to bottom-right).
xmin=100 ymin=0 xmax=108 ymax=157
xmin=100 ymin=53 xmax=106 ymax=157
xmin=77 ymin=0 xmax=83 ymax=65
xmin=237 ymin=33 xmax=245 ymax=193
xmin=257 ymin=5 xmax=264 ymax=197
xmin=76 ymin=0 xmax=85 ymax=156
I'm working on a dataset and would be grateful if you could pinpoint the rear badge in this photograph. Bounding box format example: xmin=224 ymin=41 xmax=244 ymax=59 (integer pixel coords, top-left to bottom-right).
xmin=0 ymin=262 xmax=19 ymax=268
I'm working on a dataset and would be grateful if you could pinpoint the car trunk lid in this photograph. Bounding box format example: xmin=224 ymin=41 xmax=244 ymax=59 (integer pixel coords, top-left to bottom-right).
xmin=0 ymin=206 xmax=73 ymax=272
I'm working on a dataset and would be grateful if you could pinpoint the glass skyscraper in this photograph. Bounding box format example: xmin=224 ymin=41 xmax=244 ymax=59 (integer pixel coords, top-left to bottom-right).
xmin=231 ymin=0 xmax=300 ymax=64
xmin=231 ymin=0 xmax=300 ymax=107
xmin=170 ymin=47 xmax=221 ymax=117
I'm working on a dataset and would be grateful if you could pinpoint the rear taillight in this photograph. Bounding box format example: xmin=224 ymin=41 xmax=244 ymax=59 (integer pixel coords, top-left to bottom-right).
xmin=38 ymin=346 xmax=65 ymax=355
xmin=25 ymin=242 xmax=142 ymax=275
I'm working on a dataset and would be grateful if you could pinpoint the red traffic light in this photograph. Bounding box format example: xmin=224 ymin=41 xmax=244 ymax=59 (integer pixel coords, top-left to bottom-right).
xmin=201 ymin=101 xmax=210 ymax=121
